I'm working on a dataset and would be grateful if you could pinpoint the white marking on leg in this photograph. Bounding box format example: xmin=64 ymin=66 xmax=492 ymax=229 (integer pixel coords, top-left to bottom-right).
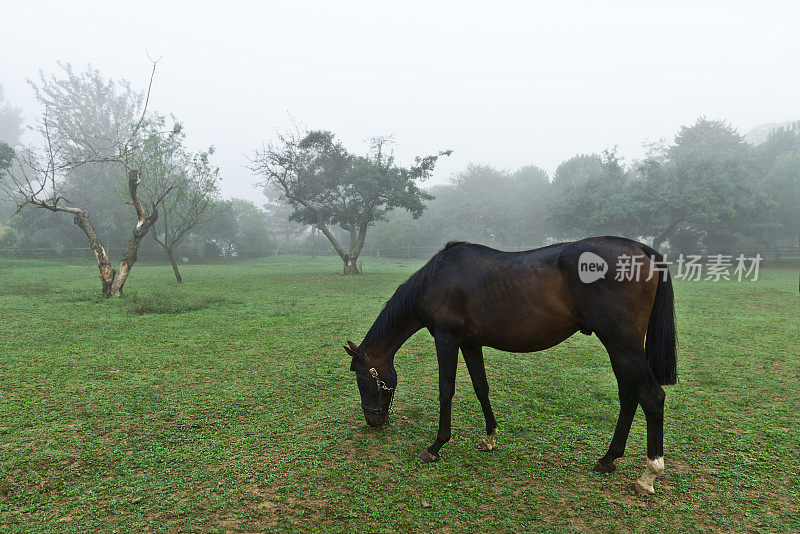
xmin=635 ymin=456 xmax=665 ymax=495
xmin=477 ymin=428 xmax=498 ymax=451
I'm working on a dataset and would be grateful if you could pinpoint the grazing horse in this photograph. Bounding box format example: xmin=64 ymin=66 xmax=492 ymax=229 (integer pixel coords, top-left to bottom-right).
xmin=344 ymin=237 xmax=677 ymax=494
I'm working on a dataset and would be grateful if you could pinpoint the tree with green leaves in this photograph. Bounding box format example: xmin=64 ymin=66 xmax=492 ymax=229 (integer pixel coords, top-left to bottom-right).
xmin=0 ymin=142 xmax=12 ymax=173
xmin=0 ymin=141 xmax=13 ymax=243
xmin=762 ymin=151 xmax=800 ymax=248
xmin=0 ymin=84 xmax=24 ymax=146
xmin=548 ymin=149 xmax=633 ymax=239
xmin=418 ymin=164 xmax=550 ymax=248
xmin=138 ymin=118 xmax=221 ymax=282
xmin=0 ymin=87 xmax=18 ymax=226
xmin=635 ymin=118 xmax=766 ymax=251
xmin=364 ymin=163 xmax=551 ymax=254
xmin=510 ymin=165 xmax=551 ymax=246
xmin=250 ymin=130 xmax=449 ymax=274
xmin=752 ymin=124 xmax=800 ymax=248
xmin=195 ymin=198 xmax=275 ymax=257
xmin=226 ymin=199 xmax=275 ymax=257
xmin=428 ymin=164 xmax=512 ymax=244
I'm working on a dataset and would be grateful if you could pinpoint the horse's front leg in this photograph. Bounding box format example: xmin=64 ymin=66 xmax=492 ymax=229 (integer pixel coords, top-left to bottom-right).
xmin=418 ymin=331 xmax=460 ymax=462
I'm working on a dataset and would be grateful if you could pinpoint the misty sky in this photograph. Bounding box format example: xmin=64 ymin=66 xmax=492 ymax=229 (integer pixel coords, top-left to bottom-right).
xmin=3 ymin=1 xmax=799 ymax=200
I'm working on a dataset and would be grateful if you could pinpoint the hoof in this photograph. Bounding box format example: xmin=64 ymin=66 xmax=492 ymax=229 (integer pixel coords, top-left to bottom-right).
xmin=632 ymin=480 xmax=655 ymax=495
xmin=633 ymin=457 xmax=663 ymax=495
xmin=417 ymin=449 xmax=440 ymax=463
xmin=477 ymin=435 xmax=496 ymax=452
xmin=592 ymin=460 xmax=616 ymax=473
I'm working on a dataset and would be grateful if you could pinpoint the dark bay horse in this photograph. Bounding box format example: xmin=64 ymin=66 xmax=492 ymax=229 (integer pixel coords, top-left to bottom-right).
xmin=344 ymin=237 xmax=677 ymax=494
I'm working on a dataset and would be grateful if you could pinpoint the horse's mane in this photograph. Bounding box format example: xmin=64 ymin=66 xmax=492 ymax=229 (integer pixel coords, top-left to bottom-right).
xmin=361 ymin=241 xmax=468 ymax=348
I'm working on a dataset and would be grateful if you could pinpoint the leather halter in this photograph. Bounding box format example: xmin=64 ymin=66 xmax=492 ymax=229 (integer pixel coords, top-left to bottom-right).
xmin=360 ymin=353 xmax=395 ymax=416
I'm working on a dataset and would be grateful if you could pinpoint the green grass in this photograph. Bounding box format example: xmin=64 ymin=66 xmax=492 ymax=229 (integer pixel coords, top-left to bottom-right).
xmin=0 ymin=256 xmax=798 ymax=532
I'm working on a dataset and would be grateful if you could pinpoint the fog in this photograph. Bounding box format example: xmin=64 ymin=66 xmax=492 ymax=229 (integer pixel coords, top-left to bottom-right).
xmin=1 ymin=5 xmax=798 ymax=523
xmin=3 ymin=1 xmax=798 ymax=200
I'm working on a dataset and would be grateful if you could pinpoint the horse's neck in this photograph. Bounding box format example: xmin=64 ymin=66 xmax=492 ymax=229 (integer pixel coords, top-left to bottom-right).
xmin=363 ymin=311 xmax=422 ymax=367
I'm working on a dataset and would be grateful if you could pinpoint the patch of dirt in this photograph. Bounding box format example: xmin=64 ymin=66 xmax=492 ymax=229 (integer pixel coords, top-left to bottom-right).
xmin=224 ymin=481 xmax=328 ymax=531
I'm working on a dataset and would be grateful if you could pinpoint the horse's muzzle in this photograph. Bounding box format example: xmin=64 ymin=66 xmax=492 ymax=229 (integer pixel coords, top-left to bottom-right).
xmin=363 ymin=410 xmax=388 ymax=427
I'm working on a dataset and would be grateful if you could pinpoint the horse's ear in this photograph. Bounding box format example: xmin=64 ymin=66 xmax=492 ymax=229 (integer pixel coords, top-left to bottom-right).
xmin=344 ymin=341 xmax=358 ymax=358
xmin=345 ymin=341 xmax=360 ymax=371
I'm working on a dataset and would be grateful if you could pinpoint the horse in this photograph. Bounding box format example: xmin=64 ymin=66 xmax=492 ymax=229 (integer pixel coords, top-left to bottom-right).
xmin=344 ymin=236 xmax=677 ymax=494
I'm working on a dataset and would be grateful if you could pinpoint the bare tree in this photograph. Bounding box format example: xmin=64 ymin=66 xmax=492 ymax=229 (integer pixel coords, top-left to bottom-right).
xmin=0 ymin=63 xmax=170 ymax=297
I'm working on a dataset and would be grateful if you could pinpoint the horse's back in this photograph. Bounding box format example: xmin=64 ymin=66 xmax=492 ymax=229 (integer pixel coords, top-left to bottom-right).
xmin=416 ymin=238 xmax=659 ymax=352
xmin=416 ymin=242 xmax=579 ymax=352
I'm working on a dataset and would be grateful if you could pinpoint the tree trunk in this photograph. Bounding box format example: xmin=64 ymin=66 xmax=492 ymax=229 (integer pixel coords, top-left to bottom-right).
xmin=342 ymin=255 xmax=360 ymax=275
xmin=71 ymin=210 xmax=118 ymax=296
xmin=166 ymin=247 xmax=183 ymax=283
xmin=340 ymin=223 xmax=367 ymax=275
xmin=101 ymin=171 xmax=160 ymax=297
xmin=106 ymin=265 xmax=129 ymax=297
xmin=71 ymin=205 xmax=156 ymax=297
xmin=308 ymin=219 xmax=363 ymax=275
xmin=106 ymin=222 xmax=155 ymax=297
xmin=652 ymin=220 xmax=681 ymax=252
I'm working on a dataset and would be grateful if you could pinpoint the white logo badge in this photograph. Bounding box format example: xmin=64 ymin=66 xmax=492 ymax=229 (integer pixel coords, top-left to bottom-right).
xmin=578 ymin=252 xmax=608 ymax=283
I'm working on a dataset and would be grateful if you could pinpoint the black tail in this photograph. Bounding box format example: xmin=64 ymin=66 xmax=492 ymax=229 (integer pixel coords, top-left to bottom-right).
xmin=642 ymin=246 xmax=678 ymax=385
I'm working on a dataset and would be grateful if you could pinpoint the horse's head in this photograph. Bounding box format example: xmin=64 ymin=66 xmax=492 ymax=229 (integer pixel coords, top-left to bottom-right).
xmin=345 ymin=340 xmax=395 ymax=427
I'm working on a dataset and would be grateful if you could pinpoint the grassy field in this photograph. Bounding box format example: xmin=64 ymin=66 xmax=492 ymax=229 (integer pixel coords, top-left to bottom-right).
xmin=0 ymin=256 xmax=798 ymax=532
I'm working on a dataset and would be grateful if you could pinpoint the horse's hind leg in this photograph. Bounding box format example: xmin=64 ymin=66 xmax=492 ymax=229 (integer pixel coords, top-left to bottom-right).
xmin=461 ymin=345 xmax=498 ymax=451
xmin=598 ymin=343 xmax=666 ymax=494
xmin=636 ymin=373 xmax=666 ymax=495
xmin=418 ymin=330 xmax=460 ymax=463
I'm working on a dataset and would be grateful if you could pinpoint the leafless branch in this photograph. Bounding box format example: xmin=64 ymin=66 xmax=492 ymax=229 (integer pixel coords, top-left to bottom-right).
xmin=124 ymin=60 xmax=159 ymax=156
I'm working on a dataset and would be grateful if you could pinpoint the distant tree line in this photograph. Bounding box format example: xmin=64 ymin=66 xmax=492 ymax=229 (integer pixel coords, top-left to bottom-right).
xmin=1 ymin=63 xmax=799 ymax=292
xmin=369 ymin=118 xmax=800 ymax=257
